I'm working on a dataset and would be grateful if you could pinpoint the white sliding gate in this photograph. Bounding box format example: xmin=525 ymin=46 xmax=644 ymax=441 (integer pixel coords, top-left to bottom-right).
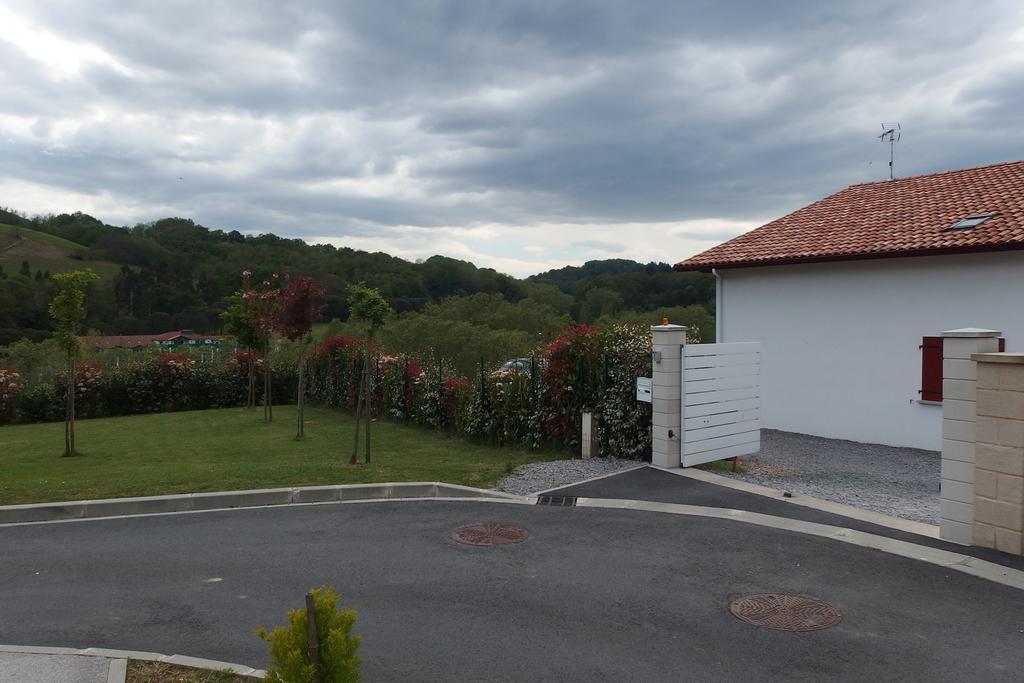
xmin=680 ymin=342 xmax=761 ymax=467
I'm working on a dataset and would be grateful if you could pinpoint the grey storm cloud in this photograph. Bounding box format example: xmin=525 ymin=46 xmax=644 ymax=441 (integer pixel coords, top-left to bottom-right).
xmin=2 ymin=0 xmax=1024 ymax=274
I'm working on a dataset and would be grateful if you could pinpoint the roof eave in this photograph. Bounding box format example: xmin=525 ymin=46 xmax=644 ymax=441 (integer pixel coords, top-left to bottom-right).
xmin=673 ymin=241 xmax=1024 ymax=273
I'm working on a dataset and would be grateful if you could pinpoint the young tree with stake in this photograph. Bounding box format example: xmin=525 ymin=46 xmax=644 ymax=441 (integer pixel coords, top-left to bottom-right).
xmin=49 ymin=269 xmax=99 ymax=457
xmin=278 ymin=274 xmax=326 ymax=438
xmin=241 ymin=270 xmax=282 ymax=423
xmin=347 ymin=283 xmax=392 ymax=465
xmin=221 ymin=292 xmax=263 ymax=408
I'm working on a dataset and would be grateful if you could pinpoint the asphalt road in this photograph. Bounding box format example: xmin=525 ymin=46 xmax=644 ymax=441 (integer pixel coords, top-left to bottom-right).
xmin=553 ymin=467 xmax=1024 ymax=570
xmin=1 ymin=501 xmax=1022 ymax=681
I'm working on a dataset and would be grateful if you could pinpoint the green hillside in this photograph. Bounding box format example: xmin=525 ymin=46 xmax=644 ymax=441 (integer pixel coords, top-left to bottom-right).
xmin=0 ymin=223 xmax=84 ymax=251
xmin=0 ymin=223 xmax=122 ymax=280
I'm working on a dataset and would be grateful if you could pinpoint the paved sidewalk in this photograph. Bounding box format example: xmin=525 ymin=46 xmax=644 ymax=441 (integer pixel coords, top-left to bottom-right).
xmin=0 ymin=651 xmax=120 ymax=683
xmin=0 ymin=646 xmax=261 ymax=682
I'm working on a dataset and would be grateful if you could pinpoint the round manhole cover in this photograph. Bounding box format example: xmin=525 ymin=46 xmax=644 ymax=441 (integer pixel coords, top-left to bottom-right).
xmin=451 ymin=523 xmax=529 ymax=546
xmin=729 ymin=594 xmax=842 ymax=632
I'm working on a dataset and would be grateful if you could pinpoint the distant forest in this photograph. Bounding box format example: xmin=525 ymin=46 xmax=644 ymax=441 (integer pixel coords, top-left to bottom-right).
xmin=0 ymin=206 xmax=716 ymax=353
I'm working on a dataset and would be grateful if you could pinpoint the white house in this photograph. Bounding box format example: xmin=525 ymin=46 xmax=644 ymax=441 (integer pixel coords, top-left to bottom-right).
xmin=675 ymin=160 xmax=1024 ymax=451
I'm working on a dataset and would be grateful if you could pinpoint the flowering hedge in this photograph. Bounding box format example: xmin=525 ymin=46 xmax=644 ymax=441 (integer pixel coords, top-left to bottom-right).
xmin=2 ymin=324 xmax=654 ymax=459
xmin=304 ymin=324 xmax=652 ymax=457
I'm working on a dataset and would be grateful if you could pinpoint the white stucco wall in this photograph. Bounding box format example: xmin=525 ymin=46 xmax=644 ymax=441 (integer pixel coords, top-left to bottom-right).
xmin=718 ymin=251 xmax=1024 ymax=451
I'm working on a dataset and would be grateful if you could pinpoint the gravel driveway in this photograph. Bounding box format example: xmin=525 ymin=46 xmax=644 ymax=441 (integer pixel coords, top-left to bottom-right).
xmin=721 ymin=429 xmax=940 ymax=525
xmin=496 ymin=431 xmax=941 ymax=525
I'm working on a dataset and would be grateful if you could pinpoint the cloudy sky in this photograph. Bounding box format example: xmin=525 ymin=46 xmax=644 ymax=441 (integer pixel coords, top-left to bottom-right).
xmin=2 ymin=1 xmax=1023 ymax=276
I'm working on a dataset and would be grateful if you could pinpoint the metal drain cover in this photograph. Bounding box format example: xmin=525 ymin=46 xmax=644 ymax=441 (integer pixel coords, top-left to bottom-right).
xmin=452 ymin=523 xmax=529 ymax=546
xmin=729 ymin=594 xmax=842 ymax=632
xmin=536 ymin=495 xmax=577 ymax=507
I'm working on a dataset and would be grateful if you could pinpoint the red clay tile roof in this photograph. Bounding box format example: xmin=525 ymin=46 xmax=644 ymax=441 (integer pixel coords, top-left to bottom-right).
xmin=675 ymin=159 xmax=1024 ymax=271
xmin=83 ymin=331 xmax=223 ymax=349
xmin=82 ymin=335 xmax=154 ymax=349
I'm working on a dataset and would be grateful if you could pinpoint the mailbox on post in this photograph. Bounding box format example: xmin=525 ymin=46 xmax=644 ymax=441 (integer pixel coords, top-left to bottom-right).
xmin=636 ymin=376 xmax=652 ymax=403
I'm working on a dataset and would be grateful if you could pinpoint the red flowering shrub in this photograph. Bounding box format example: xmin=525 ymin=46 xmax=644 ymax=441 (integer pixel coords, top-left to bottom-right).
xmin=232 ymin=350 xmax=264 ymax=367
xmin=314 ymin=334 xmax=380 ymax=358
xmin=541 ymin=325 xmax=602 ymax=446
xmin=441 ymin=376 xmax=471 ymax=428
xmin=307 ymin=335 xmax=382 ymax=409
xmin=74 ymin=362 xmax=103 ymax=396
xmin=158 ymin=352 xmax=195 ymax=377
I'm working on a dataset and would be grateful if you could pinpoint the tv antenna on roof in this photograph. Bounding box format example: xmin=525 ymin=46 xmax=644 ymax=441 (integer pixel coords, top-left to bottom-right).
xmin=878 ymin=122 xmax=901 ymax=180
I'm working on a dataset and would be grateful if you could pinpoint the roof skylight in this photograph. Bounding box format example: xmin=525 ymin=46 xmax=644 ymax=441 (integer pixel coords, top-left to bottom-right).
xmin=946 ymin=212 xmax=995 ymax=231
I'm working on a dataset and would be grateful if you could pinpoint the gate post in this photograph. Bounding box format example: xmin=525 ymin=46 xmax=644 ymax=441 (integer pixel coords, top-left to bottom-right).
xmin=940 ymin=328 xmax=1001 ymax=545
xmin=970 ymin=352 xmax=1024 ymax=555
xmin=651 ymin=323 xmax=687 ymax=468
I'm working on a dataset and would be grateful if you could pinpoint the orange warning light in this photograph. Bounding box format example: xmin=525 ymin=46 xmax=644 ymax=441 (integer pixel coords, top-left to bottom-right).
xmin=661 ymin=317 xmax=669 ymax=325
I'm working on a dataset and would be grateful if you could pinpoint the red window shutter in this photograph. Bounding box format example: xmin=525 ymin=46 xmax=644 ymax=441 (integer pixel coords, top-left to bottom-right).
xmin=920 ymin=336 xmax=943 ymax=402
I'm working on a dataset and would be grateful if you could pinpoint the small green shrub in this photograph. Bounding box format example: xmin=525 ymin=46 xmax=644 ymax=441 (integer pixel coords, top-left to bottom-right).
xmin=256 ymin=586 xmax=361 ymax=683
xmin=16 ymin=382 xmax=61 ymax=423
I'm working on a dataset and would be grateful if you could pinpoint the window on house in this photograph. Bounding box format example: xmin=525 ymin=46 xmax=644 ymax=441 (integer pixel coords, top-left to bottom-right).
xmin=946 ymin=213 xmax=995 ymax=231
xmin=920 ymin=335 xmax=1006 ymax=402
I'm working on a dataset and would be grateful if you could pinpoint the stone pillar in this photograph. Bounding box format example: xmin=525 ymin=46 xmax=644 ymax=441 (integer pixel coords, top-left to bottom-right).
xmin=971 ymin=353 xmax=1024 ymax=555
xmin=651 ymin=324 xmax=687 ymax=468
xmin=939 ymin=328 xmax=1001 ymax=545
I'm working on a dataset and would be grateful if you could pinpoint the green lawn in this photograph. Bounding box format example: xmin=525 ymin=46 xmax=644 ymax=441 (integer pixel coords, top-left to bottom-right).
xmin=0 ymin=406 xmax=561 ymax=505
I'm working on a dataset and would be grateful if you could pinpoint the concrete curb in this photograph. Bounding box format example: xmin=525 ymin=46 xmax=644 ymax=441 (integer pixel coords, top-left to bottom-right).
xmin=654 ymin=465 xmax=942 ymax=538
xmin=0 ymin=482 xmax=519 ymax=525
xmin=0 ymin=644 xmax=265 ymax=679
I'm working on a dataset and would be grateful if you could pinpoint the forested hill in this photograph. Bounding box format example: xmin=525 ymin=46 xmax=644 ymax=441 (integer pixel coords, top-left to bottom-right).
xmin=529 ymin=259 xmax=715 ymax=321
xmin=0 ymin=207 xmax=714 ymax=345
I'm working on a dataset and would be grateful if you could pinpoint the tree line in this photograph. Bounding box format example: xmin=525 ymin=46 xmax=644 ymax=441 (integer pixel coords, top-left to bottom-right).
xmin=0 ymin=207 xmax=716 ymax=352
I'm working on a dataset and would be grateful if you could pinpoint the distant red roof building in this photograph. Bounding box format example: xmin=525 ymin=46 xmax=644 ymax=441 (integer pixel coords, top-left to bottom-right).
xmin=675 ymin=159 xmax=1024 ymax=271
xmin=83 ymin=330 xmax=223 ymax=349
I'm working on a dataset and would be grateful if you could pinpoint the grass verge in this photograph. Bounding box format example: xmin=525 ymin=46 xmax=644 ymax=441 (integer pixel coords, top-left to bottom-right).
xmin=126 ymin=660 xmax=255 ymax=682
xmin=0 ymin=405 xmax=562 ymax=505
xmin=695 ymin=458 xmax=749 ymax=474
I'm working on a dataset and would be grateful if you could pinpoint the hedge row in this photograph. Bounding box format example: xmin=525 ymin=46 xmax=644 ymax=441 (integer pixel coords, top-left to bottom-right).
xmin=0 ymin=352 xmax=296 ymax=424
xmin=305 ymin=324 xmax=652 ymax=457
xmin=1 ymin=324 xmax=653 ymax=458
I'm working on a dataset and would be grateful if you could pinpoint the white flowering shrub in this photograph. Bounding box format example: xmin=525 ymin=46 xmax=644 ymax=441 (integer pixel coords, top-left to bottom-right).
xmin=597 ymin=325 xmax=652 ymax=459
xmin=465 ymin=370 xmax=495 ymax=439
xmin=491 ymin=368 xmax=533 ymax=446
